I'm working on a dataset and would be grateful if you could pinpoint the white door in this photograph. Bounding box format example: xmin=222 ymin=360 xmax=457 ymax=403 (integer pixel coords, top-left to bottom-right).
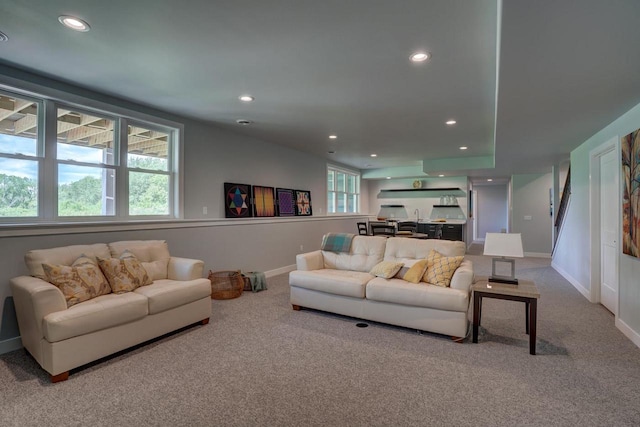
xmin=600 ymin=149 xmax=618 ymax=314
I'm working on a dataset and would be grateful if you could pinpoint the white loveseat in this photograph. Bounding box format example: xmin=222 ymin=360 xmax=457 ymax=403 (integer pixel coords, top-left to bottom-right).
xmin=289 ymin=236 xmax=474 ymax=338
xmin=10 ymin=240 xmax=211 ymax=382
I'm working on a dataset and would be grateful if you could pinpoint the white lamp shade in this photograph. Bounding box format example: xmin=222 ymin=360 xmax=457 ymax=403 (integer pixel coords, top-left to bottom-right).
xmin=483 ymin=233 xmax=524 ymax=258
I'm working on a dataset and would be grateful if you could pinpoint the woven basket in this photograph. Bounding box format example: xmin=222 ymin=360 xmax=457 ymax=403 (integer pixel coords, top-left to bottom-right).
xmin=208 ymin=270 xmax=244 ymax=300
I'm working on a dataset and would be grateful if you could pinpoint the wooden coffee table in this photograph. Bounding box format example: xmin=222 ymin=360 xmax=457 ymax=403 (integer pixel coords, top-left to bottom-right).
xmin=471 ymin=278 xmax=540 ymax=355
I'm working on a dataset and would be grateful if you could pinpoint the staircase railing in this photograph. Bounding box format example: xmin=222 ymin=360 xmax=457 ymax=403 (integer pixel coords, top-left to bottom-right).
xmin=554 ymin=166 xmax=571 ymax=250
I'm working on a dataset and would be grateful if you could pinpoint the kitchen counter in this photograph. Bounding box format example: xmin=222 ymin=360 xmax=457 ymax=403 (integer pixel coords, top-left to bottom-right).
xmin=419 ymin=219 xmax=467 ymax=224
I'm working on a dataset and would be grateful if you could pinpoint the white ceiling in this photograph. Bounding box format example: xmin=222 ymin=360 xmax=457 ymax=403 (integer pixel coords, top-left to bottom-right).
xmin=1 ymin=0 xmax=639 ymax=180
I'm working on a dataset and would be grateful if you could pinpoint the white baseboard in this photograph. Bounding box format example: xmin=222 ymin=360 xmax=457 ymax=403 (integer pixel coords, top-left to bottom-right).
xmin=551 ymin=261 xmax=592 ymax=301
xmin=525 ymin=252 xmax=551 ymax=258
xmin=616 ymin=318 xmax=640 ymax=349
xmin=0 ymin=336 xmax=23 ymax=355
xmin=264 ymin=264 xmax=296 ymax=278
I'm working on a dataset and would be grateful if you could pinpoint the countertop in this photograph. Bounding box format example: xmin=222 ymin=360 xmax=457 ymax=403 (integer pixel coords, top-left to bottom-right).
xmin=419 ymin=219 xmax=467 ymax=225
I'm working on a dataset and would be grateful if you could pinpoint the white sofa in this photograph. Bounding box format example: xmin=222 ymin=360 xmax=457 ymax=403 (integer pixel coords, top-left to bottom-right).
xmin=10 ymin=240 xmax=211 ymax=382
xmin=289 ymin=236 xmax=474 ymax=338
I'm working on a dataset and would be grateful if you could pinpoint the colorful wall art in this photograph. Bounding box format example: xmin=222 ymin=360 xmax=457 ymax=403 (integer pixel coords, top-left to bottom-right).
xmin=224 ymin=182 xmax=253 ymax=218
xmin=622 ymin=128 xmax=640 ymax=258
xmin=295 ymin=190 xmax=312 ymax=216
xmin=253 ymin=186 xmax=276 ymax=217
xmin=276 ymin=188 xmax=296 ymax=216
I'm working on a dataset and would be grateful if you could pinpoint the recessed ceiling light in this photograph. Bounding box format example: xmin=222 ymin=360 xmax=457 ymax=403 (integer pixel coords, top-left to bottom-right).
xmin=446 ymin=120 xmax=457 ymax=125
xmin=439 ymin=174 xmax=445 ymax=177
xmin=410 ymin=51 xmax=431 ymax=62
xmin=487 ymin=179 xmax=493 ymax=182
xmin=236 ymin=119 xmax=252 ymax=125
xmin=386 ymin=177 xmax=391 ymax=179
xmin=239 ymin=95 xmax=254 ymax=102
xmin=459 ymin=146 xmax=468 ymax=150
xmin=58 ymin=15 xmax=91 ymax=32
xmin=329 ymin=135 xmax=337 ymax=139
xmin=370 ymin=154 xmax=377 ymax=157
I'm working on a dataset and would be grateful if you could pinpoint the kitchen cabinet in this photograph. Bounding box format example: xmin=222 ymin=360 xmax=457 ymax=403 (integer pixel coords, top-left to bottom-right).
xmin=417 ymin=223 xmax=464 ymax=241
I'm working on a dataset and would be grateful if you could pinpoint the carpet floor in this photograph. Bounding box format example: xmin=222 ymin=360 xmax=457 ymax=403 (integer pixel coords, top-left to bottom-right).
xmin=1 ymin=247 xmax=639 ymax=426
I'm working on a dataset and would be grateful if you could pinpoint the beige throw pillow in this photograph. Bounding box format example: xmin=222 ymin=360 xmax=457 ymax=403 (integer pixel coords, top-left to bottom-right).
xmin=98 ymin=251 xmax=152 ymax=294
xmin=43 ymin=255 xmax=111 ymax=308
xmin=370 ymin=261 xmax=404 ymax=279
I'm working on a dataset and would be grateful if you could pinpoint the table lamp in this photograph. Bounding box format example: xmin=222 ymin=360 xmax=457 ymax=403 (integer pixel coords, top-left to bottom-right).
xmin=483 ymin=232 xmax=524 ymax=285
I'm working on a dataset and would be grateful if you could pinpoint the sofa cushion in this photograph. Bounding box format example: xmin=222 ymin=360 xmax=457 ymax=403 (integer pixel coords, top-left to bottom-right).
xmin=289 ymin=269 xmax=372 ymax=298
xmin=370 ymin=261 xmax=404 ymax=278
xmin=383 ymin=237 xmax=465 ymax=262
xmin=42 ymin=292 xmax=149 ymax=342
xmin=366 ymin=277 xmax=469 ymax=312
xmin=134 ymin=278 xmax=211 ymax=314
xmin=42 ymin=255 xmax=112 ymax=308
xmin=25 ymin=243 xmax=111 ymax=280
xmin=98 ymin=252 xmax=152 ymax=294
xmin=108 ymin=240 xmax=171 ymax=280
xmin=322 ymin=235 xmax=387 ymax=273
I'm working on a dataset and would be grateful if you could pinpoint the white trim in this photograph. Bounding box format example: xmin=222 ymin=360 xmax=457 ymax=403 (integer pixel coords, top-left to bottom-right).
xmin=524 ymin=252 xmax=551 ymax=258
xmin=552 ymin=261 xmax=592 ymax=301
xmin=616 ymin=318 xmax=640 ymax=349
xmin=0 ymin=337 xmax=23 ymax=354
xmin=265 ymin=264 xmax=296 ymax=278
xmin=0 ymin=214 xmax=372 ymax=238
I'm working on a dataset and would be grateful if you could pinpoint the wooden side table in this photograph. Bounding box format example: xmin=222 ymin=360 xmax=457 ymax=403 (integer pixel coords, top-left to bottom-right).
xmin=472 ymin=278 xmax=540 ymax=355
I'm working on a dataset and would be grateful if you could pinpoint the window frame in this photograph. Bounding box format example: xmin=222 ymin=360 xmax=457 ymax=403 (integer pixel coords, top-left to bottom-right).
xmin=327 ymin=164 xmax=360 ymax=214
xmin=0 ymin=84 xmax=182 ymax=225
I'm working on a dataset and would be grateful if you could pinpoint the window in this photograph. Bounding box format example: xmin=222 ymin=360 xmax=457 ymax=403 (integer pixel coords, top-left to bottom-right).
xmin=327 ymin=165 xmax=360 ymax=213
xmin=0 ymin=87 xmax=180 ymax=223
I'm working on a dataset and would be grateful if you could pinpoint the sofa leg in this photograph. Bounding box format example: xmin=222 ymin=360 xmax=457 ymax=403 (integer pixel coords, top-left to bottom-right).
xmin=292 ymin=304 xmax=301 ymax=311
xmin=201 ymin=318 xmax=210 ymax=325
xmin=51 ymin=371 xmax=69 ymax=383
xmin=451 ymin=336 xmax=464 ymax=343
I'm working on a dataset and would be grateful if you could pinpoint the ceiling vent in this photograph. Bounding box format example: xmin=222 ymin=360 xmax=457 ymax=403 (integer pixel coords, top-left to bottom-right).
xmin=236 ymin=119 xmax=252 ymax=125
xmin=0 ymin=31 xmax=8 ymax=42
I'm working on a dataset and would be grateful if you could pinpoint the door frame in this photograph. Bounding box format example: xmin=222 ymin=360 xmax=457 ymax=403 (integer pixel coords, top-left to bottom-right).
xmin=589 ymin=135 xmax=620 ymax=313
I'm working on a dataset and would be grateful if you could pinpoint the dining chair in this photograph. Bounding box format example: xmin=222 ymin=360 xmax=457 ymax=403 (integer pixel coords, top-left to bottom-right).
xmin=357 ymin=222 xmax=368 ymax=235
xmin=397 ymin=221 xmax=418 ymax=233
xmin=371 ymin=224 xmax=396 ymax=236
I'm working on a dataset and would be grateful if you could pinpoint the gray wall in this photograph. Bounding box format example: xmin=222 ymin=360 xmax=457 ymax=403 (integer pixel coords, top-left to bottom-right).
xmin=512 ymin=173 xmax=553 ymax=255
xmin=475 ymin=184 xmax=508 ymax=239
xmin=0 ymin=66 xmax=371 ymax=353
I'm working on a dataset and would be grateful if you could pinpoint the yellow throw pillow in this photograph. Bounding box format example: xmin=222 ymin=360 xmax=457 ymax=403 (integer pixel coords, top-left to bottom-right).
xmin=42 ymin=255 xmax=111 ymax=308
xmin=425 ymin=255 xmax=464 ymax=287
xmin=98 ymin=251 xmax=152 ymax=294
xmin=370 ymin=261 xmax=405 ymax=279
xmin=421 ymin=249 xmax=444 ymax=282
xmin=402 ymin=259 xmax=429 ymax=284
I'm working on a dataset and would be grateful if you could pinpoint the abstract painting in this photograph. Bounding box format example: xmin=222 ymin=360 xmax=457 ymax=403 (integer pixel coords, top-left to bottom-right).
xmin=276 ymin=188 xmax=296 ymax=216
xmin=295 ymin=190 xmax=312 ymax=216
xmin=253 ymin=185 xmax=275 ymax=217
xmin=622 ymin=128 xmax=640 ymax=258
xmin=224 ymin=182 xmax=252 ymax=218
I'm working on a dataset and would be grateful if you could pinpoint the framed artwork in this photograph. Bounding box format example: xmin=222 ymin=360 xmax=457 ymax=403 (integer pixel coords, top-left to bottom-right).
xmin=253 ymin=185 xmax=276 ymax=217
xmin=224 ymin=182 xmax=253 ymax=218
xmin=295 ymin=190 xmax=312 ymax=216
xmin=276 ymin=188 xmax=296 ymax=216
xmin=622 ymin=128 xmax=640 ymax=258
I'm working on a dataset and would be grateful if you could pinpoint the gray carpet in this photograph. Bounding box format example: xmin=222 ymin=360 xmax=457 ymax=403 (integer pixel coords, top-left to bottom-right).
xmin=1 ymin=248 xmax=640 ymax=426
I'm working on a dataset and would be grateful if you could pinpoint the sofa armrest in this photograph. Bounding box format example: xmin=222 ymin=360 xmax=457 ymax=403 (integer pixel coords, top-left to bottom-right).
xmin=168 ymin=257 xmax=205 ymax=281
xmin=449 ymin=260 xmax=474 ymax=293
xmin=295 ymin=250 xmax=324 ymax=271
xmin=10 ymin=276 xmax=67 ymax=345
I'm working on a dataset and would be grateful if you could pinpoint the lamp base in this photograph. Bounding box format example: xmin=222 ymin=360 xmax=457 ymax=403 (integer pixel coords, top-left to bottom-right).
xmin=488 ymin=275 xmax=519 ymax=285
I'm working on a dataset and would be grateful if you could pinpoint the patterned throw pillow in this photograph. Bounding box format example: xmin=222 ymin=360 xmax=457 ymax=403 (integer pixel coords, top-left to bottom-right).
xmin=42 ymin=255 xmax=111 ymax=308
xmin=424 ymin=250 xmax=464 ymax=287
xmin=421 ymin=249 xmax=443 ymax=282
xmin=98 ymin=251 xmax=152 ymax=294
xmin=402 ymin=259 xmax=429 ymax=284
xmin=370 ymin=261 xmax=405 ymax=279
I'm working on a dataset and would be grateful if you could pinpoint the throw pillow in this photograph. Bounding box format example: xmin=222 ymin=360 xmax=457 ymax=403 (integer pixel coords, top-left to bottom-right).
xmin=402 ymin=259 xmax=429 ymax=284
xmin=424 ymin=254 xmax=464 ymax=287
xmin=98 ymin=251 xmax=152 ymax=294
xmin=421 ymin=249 xmax=444 ymax=282
xmin=370 ymin=261 xmax=404 ymax=279
xmin=42 ymin=255 xmax=111 ymax=308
